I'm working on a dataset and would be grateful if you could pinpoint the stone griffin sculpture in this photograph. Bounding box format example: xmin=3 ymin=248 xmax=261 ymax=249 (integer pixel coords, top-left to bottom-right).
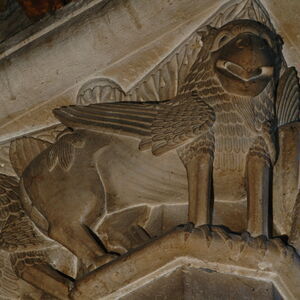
xmin=54 ymin=19 xmax=298 ymax=237
xmin=0 ymin=16 xmax=299 ymax=300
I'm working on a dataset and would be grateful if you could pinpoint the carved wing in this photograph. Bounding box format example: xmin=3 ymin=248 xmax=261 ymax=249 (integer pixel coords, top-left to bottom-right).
xmin=139 ymin=99 xmax=215 ymax=155
xmin=276 ymin=67 xmax=300 ymax=127
xmin=0 ymin=174 xmax=50 ymax=298
xmin=0 ymin=174 xmax=22 ymax=231
xmin=0 ymin=174 xmax=49 ymax=252
xmin=0 ymin=173 xmax=78 ymax=281
xmin=54 ymin=97 xmax=215 ymax=156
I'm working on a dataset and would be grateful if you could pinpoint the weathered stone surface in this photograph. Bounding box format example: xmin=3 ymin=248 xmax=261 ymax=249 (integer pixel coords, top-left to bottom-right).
xmin=71 ymin=225 xmax=300 ymax=299
xmin=0 ymin=0 xmax=299 ymax=299
xmin=121 ymin=266 xmax=280 ymax=300
xmin=0 ymin=0 xmax=33 ymax=44
xmin=0 ymin=0 xmax=224 ymax=136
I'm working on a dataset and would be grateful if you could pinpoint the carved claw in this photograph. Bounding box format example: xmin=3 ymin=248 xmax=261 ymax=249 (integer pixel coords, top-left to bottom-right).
xmin=212 ymin=226 xmax=233 ymax=250
xmin=197 ymin=225 xmax=212 ymax=248
xmin=254 ymin=235 xmax=268 ymax=256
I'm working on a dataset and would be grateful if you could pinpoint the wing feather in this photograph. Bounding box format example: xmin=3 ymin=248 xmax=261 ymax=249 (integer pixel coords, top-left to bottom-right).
xmin=0 ymin=175 xmax=22 ymax=231
xmin=276 ymin=67 xmax=300 ymax=127
xmin=0 ymin=174 xmax=49 ymax=252
xmin=54 ymin=97 xmax=215 ymax=156
xmin=149 ymin=99 xmax=215 ymax=155
xmin=54 ymin=102 xmax=156 ymax=138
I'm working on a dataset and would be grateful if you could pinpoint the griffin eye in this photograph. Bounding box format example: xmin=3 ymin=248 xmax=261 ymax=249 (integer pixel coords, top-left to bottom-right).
xmin=261 ymin=34 xmax=273 ymax=48
xmin=219 ymin=35 xmax=229 ymax=48
xmin=236 ymin=38 xmax=244 ymax=48
xmin=259 ymin=40 xmax=267 ymax=49
xmin=211 ymin=31 xmax=233 ymax=51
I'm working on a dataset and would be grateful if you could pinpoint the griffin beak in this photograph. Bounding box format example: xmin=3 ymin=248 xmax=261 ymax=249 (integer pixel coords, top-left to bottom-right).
xmin=216 ymin=59 xmax=274 ymax=82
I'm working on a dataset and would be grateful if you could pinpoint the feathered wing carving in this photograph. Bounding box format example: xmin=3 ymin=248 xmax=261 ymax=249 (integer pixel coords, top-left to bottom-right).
xmin=0 ymin=174 xmax=50 ymax=252
xmin=0 ymin=175 xmax=22 ymax=231
xmin=54 ymin=97 xmax=215 ymax=156
xmin=55 ymin=103 xmax=156 ymax=137
xmin=0 ymin=174 xmax=48 ymax=298
xmin=276 ymin=67 xmax=300 ymax=127
xmin=0 ymin=173 xmax=77 ymax=296
xmin=139 ymin=99 xmax=215 ymax=156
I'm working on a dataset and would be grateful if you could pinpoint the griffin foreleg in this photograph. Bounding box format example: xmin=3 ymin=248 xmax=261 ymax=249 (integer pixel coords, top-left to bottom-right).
xmin=246 ymin=137 xmax=273 ymax=237
xmin=178 ymin=133 xmax=215 ymax=227
xmin=186 ymin=152 xmax=214 ymax=226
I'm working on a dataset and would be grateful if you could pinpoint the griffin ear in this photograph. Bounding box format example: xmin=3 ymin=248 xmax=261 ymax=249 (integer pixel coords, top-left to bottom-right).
xmin=206 ymin=25 xmax=217 ymax=32
xmin=197 ymin=25 xmax=217 ymax=45
xmin=277 ymin=34 xmax=284 ymax=47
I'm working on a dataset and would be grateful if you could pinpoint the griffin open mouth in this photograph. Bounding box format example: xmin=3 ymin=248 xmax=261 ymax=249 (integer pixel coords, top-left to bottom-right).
xmin=216 ymin=59 xmax=274 ymax=82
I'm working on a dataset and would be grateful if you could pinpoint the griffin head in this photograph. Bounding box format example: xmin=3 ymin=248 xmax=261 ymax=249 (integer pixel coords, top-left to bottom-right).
xmin=186 ymin=19 xmax=283 ymax=98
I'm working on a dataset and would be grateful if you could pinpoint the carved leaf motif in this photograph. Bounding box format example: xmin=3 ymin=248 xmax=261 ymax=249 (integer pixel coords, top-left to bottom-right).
xmin=276 ymin=67 xmax=300 ymax=127
xmin=0 ymin=143 xmax=15 ymax=177
xmin=9 ymin=137 xmax=51 ymax=177
xmin=204 ymin=0 xmax=275 ymax=30
xmin=77 ymin=33 xmax=202 ymax=105
xmin=77 ymin=78 xmax=125 ymax=105
xmin=124 ymin=35 xmax=203 ymax=102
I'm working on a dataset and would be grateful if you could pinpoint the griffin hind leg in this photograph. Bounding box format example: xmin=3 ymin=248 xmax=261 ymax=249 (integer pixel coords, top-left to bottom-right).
xmin=48 ymin=222 xmax=111 ymax=272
